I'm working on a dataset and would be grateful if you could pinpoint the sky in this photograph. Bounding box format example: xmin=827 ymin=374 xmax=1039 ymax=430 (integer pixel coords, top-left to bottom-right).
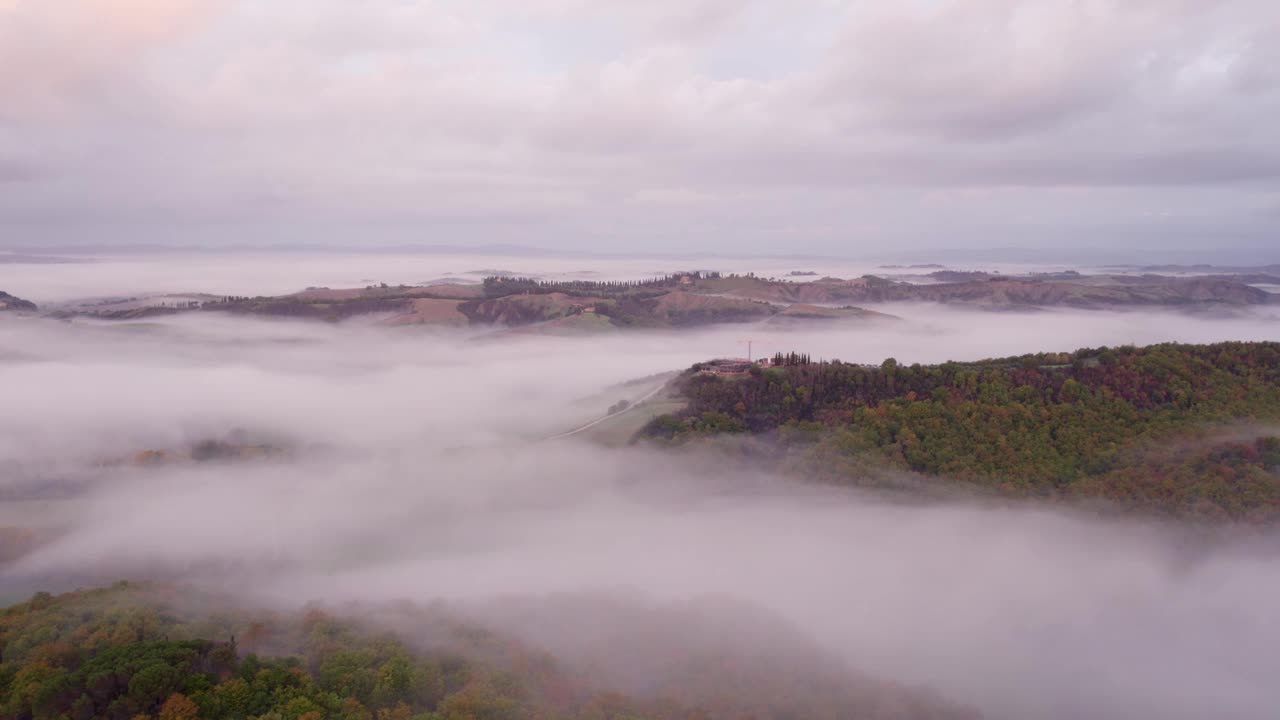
xmin=1 ymin=0 xmax=1278 ymax=260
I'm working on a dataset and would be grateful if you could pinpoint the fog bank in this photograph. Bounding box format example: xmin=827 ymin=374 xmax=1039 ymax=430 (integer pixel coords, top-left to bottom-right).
xmin=3 ymin=258 xmax=1280 ymax=720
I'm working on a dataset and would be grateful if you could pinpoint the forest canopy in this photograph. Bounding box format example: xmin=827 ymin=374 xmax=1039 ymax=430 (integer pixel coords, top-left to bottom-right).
xmin=642 ymin=342 xmax=1280 ymax=521
xmin=0 ymin=585 xmax=975 ymax=720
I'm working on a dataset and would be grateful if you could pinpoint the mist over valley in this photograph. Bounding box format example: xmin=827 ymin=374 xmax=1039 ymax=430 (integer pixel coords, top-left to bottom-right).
xmin=4 ymin=1 xmax=1280 ymax=715
xmin=2 ymin=253 xmax=1279 ymax=720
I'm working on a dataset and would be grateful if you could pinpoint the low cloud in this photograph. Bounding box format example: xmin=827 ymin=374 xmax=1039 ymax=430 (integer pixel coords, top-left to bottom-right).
xmin=3 ymin=253 xmax=1280 ymax=718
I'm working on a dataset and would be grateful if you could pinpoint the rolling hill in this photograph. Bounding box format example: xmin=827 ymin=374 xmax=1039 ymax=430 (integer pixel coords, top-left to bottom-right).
xmin=641 ymin=342 xmax=1280 ymax=521
xmin=0 ymin=584 xmax=978 ymax=720
xmin=24 ymin=266 xmax=1277 ymax=332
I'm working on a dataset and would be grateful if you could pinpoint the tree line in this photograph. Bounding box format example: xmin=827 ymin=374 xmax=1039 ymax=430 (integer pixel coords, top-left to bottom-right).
xmin=481 ymin=271 xmax=723 ymax=298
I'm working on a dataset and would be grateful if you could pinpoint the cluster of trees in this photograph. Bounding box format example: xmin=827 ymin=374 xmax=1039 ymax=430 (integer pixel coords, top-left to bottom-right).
xmin=0 ymin=584 xmax=619 ymax=720
xmin=1073 ymin=435 xmax=1280 ymax=521
xmin=644 ymin=342 xmax=1280 ymax=520
xmin=769 ymin=352 xmax=814 ymax=367
xmin=480 ymin=272 xmax=722 ymax=299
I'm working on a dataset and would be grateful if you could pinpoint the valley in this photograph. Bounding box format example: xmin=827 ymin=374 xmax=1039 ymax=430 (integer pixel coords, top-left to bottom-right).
xmin=3 ymin=255 xmax=1279 ymax=720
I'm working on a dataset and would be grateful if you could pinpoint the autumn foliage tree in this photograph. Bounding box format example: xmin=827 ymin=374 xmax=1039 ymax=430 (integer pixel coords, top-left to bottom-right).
xmin=644 ymin=342 xmax=1280 ymax=520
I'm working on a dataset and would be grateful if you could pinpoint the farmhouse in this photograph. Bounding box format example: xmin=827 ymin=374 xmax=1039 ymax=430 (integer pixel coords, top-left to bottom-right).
xmin=696 ymin=358 xmax=754 ymax=376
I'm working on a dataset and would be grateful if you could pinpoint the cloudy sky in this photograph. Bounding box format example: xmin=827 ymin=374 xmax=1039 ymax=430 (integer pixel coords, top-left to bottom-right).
xmin=1 ymin=0 xmax=1277 ymax=259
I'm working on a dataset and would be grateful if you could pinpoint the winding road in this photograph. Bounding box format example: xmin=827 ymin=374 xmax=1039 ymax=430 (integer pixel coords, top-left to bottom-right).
xmin=546 ymin=382 xmax=669 ymax=440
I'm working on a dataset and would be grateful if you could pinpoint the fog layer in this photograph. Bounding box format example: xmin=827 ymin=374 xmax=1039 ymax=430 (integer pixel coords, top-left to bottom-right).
xmin=2 ymin=259 xmax=1279 ymax=719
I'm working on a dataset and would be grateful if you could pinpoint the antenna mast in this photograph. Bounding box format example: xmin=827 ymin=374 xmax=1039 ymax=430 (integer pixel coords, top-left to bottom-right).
xmin=738 ymin=337 xmax=770 ymax=363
